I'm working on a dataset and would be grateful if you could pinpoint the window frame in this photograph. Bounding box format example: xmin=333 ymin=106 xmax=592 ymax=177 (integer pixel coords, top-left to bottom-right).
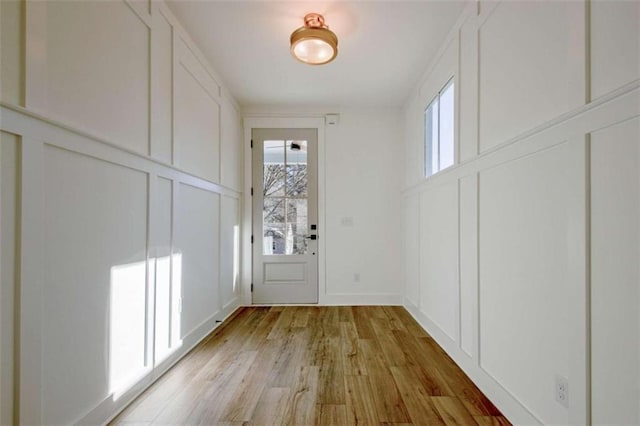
xmin=424 ymin=77 xmax=455 ymax=178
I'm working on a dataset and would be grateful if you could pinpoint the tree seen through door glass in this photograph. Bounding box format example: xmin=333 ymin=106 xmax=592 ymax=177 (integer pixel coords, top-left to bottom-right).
xmin=263 ymin=140 xmax=309 ymax=255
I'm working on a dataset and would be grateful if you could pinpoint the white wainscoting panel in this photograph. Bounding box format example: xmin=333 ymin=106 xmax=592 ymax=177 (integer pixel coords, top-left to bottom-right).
xmin=479 ymin=143 xmax=570 ymax=424
xmin=402 ymin=1 xmax=639 ymax=423
xmin=154 ymin=177 xmax=173 ymax=260
xmin=590 ymin=117 xmax=640 ymax=425
xmin=151 ymin=10 xmax=174 ymax=163
xmin=459 ymin=19 xmax=478 ymax=162
xmin=221 ymin=96 xmax=242 ymax=191
xmin=0 ymin=0 xmax=24 ymax=106
xmin=45 ymin=1 xmax=150 ymax=154
xmin=459 ymin=173 xmax=478 ymax=358
xmin=42 ymin=146 xmax=148 ymax=425
xmin=1 ymin=0 xmax=243 ymax=423
xmin=174 ymin=38 xmax=221 ymax=183
xmin=152 ymin=177 xmax=174 ymax=364
xmin=175 ymin=183 xmax=220 ymax=337
xmin=403 ymin=97 xmax=424 ymax=187
xmin=419 ymin=181 xmax=459 ymax=341
xmin=220 ymin=195 xmax=240 ymax=308
xmin=403 ymin=193 xmax=421 ymax=306
xmin=0 ymin=132 xmax=19 ymax=426
xmin=590 ymin=1 xmax=640 ymax=100
xmin=478 ymin=1 xmax=582 ymax=152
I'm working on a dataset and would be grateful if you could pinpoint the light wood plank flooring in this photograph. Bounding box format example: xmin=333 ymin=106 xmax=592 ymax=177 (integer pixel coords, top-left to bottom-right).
xmin=112 ymin=306 xmax=510 ymax=425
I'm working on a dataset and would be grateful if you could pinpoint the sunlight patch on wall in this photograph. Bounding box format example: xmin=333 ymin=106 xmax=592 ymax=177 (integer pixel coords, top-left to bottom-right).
xmin=233 ymin=225 xmax=240 ymax=293
xmin=171 ymin=253 xmax=183 ymax=349
xmin=109 ymin=253 xmax=183 ymax=400
xmin=109 ymin=260 xmax=149 ymax=399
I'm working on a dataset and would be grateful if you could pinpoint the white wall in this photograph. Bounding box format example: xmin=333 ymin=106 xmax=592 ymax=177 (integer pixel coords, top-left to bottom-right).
xmin=243 ymin=108 xmax=403 ymax=305
xmin=402 ymin=1 xmax=639 ymax=425
xmin=0 ymin=0 xmax=243 ymax=424
xmin=324 ymin=109 xmax=403 ymax=304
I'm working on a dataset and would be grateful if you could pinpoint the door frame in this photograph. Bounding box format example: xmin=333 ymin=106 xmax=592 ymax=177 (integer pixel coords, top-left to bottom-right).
xmin=242 ymin=116 xmax=327 ymax=305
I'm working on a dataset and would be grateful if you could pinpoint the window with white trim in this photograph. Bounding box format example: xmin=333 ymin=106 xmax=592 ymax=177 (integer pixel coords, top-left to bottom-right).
xmin=424 ymin=79 xmax=455 ymax=177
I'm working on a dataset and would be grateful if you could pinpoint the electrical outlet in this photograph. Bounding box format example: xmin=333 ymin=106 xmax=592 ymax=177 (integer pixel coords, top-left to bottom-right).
xmin=555 ymin=375 xmax=569 ymax=408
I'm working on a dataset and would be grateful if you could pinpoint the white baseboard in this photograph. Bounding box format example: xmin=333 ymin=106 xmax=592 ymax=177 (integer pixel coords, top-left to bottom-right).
xmin=403 ymin=300 xmax=541 ymax=425
xmin=320 ymin=293 xmax=403 ymax=305
xmin=76 ymin=302 xmax=243 ymax=426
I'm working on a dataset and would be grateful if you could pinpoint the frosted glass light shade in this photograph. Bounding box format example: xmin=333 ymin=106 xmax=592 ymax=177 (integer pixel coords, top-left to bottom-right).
xmin=290 ymin=14 xmax=338 ymax=65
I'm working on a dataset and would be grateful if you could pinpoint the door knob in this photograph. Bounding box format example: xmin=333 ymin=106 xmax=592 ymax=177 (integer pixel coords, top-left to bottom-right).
xmin=304 ymin=234 xmax=317 ymax=240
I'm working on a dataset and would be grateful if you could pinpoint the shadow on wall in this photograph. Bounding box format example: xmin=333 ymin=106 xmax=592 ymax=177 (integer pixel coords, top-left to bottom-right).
xmin=108 ymin=253 xmax=183 ymax=400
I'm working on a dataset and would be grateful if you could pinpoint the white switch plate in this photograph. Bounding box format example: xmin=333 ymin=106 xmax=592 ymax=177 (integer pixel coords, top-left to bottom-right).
xmin=341 ymin=217 xmax=354 ymax=227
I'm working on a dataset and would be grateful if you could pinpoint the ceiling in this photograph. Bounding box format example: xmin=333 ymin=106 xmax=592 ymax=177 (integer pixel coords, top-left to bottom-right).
xmin=166 ymin=1 xmax=468 ymax=108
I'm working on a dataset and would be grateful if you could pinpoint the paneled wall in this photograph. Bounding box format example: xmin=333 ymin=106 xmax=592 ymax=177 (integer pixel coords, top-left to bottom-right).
xmin=402 ymin=1 xmax=639 ymax=424
xmin=0 ymin=0 xmax=243 ymax=424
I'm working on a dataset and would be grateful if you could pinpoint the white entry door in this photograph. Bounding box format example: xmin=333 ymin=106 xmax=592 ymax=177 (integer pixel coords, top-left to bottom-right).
xmin=252 ymin=128 xmax=318 ymax=304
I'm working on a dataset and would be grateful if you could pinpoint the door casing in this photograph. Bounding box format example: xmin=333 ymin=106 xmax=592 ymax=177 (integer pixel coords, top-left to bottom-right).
xmin=251 ymin=128 xmax=318 ymax=303
xmin=242 ymin=117 xmax=327 ymax=305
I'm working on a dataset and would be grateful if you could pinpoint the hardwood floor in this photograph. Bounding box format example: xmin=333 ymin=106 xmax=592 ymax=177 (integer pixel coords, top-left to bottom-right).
xmin=111 ymin=306 xmax=510 ymax=425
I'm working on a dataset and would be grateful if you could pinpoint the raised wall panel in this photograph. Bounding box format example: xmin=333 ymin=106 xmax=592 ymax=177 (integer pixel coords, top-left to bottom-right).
xmin=175 ymin=183 xmax=220 ymax=337
xmin=220 ymin=195 xmax=240 ymax=307
xmin=591 ymin=1 xmax=640 ymax=99
xmin=404 ymin=98 xmax=423 ymax=187
xmin=150 ymin=12 xmax=173 ymax=163
xmin=264 ymin=263 xmax=306 ymax=282
xmin=459 ymin=20 xmax=478 ymax=162
xmin=479 ymin=144 xmax=570 ymax=424
xmin=419 ymin=181 xmax=458 ymax=340
xmin=174 ymin=40 xmax=220 ymax=183
xmin=459 ymin=174 xmax=477 ymax=357
xmin=591 ymin=118 xmax=640 ymax=425
xmin=153 ymin=177 xmax=174 ymax=363
xmin=221 ymin=96 xmax=242 ymax=191
xmin=42 ymin=146 xmax=148 ymax=425
xmin=403 ymin=194 xmax=420 ymax=306
xmin=45 ymin=1 xmax=149 ymax=154
xmin=0 ymin=133 xmax=19 ymax=425
xmin=0 ymin=0 xmax=24 ymax=105
xmin=478 ymin=1 xmax=582 ymax=152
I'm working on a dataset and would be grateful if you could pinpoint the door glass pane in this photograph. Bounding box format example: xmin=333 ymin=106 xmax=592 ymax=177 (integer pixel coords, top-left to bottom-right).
xmin=286 ymin=140 xmax=308 ymax=197
xmin=287 ymin=199 xmax=308 ymax=255
xmin=264 ymin=140 xmax=285 ymax=197
xmin=263 ymin=139 xmax=309 ymax=255
xmin=263 ymin=198 xmax=285 ymax=254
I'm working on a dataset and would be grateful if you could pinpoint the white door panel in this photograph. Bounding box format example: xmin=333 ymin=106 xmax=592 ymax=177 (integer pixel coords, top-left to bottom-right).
xmin=252 ymin=128 xmax=318 ymax=303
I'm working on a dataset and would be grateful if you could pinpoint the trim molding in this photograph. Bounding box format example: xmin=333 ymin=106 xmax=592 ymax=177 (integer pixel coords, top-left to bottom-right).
xmin=242 ymin=116 xmax=327 ymax=306
xmin=81 ymin=305 xmax=243 ymax=425
xmin=403 ymin=300 xmax=542 ymax=425
xmin=321 ymin=293 xmax=403 ymax=306
xmin=0 ymin=104 xmax=241 ymax=199
xmin=403 ymin=82 xmax=640 ymax=196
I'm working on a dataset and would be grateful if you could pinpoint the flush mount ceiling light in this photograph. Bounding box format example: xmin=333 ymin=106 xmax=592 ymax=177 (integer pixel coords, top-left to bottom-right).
xmin=290 ymin=13 xmax=338 ymax=65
